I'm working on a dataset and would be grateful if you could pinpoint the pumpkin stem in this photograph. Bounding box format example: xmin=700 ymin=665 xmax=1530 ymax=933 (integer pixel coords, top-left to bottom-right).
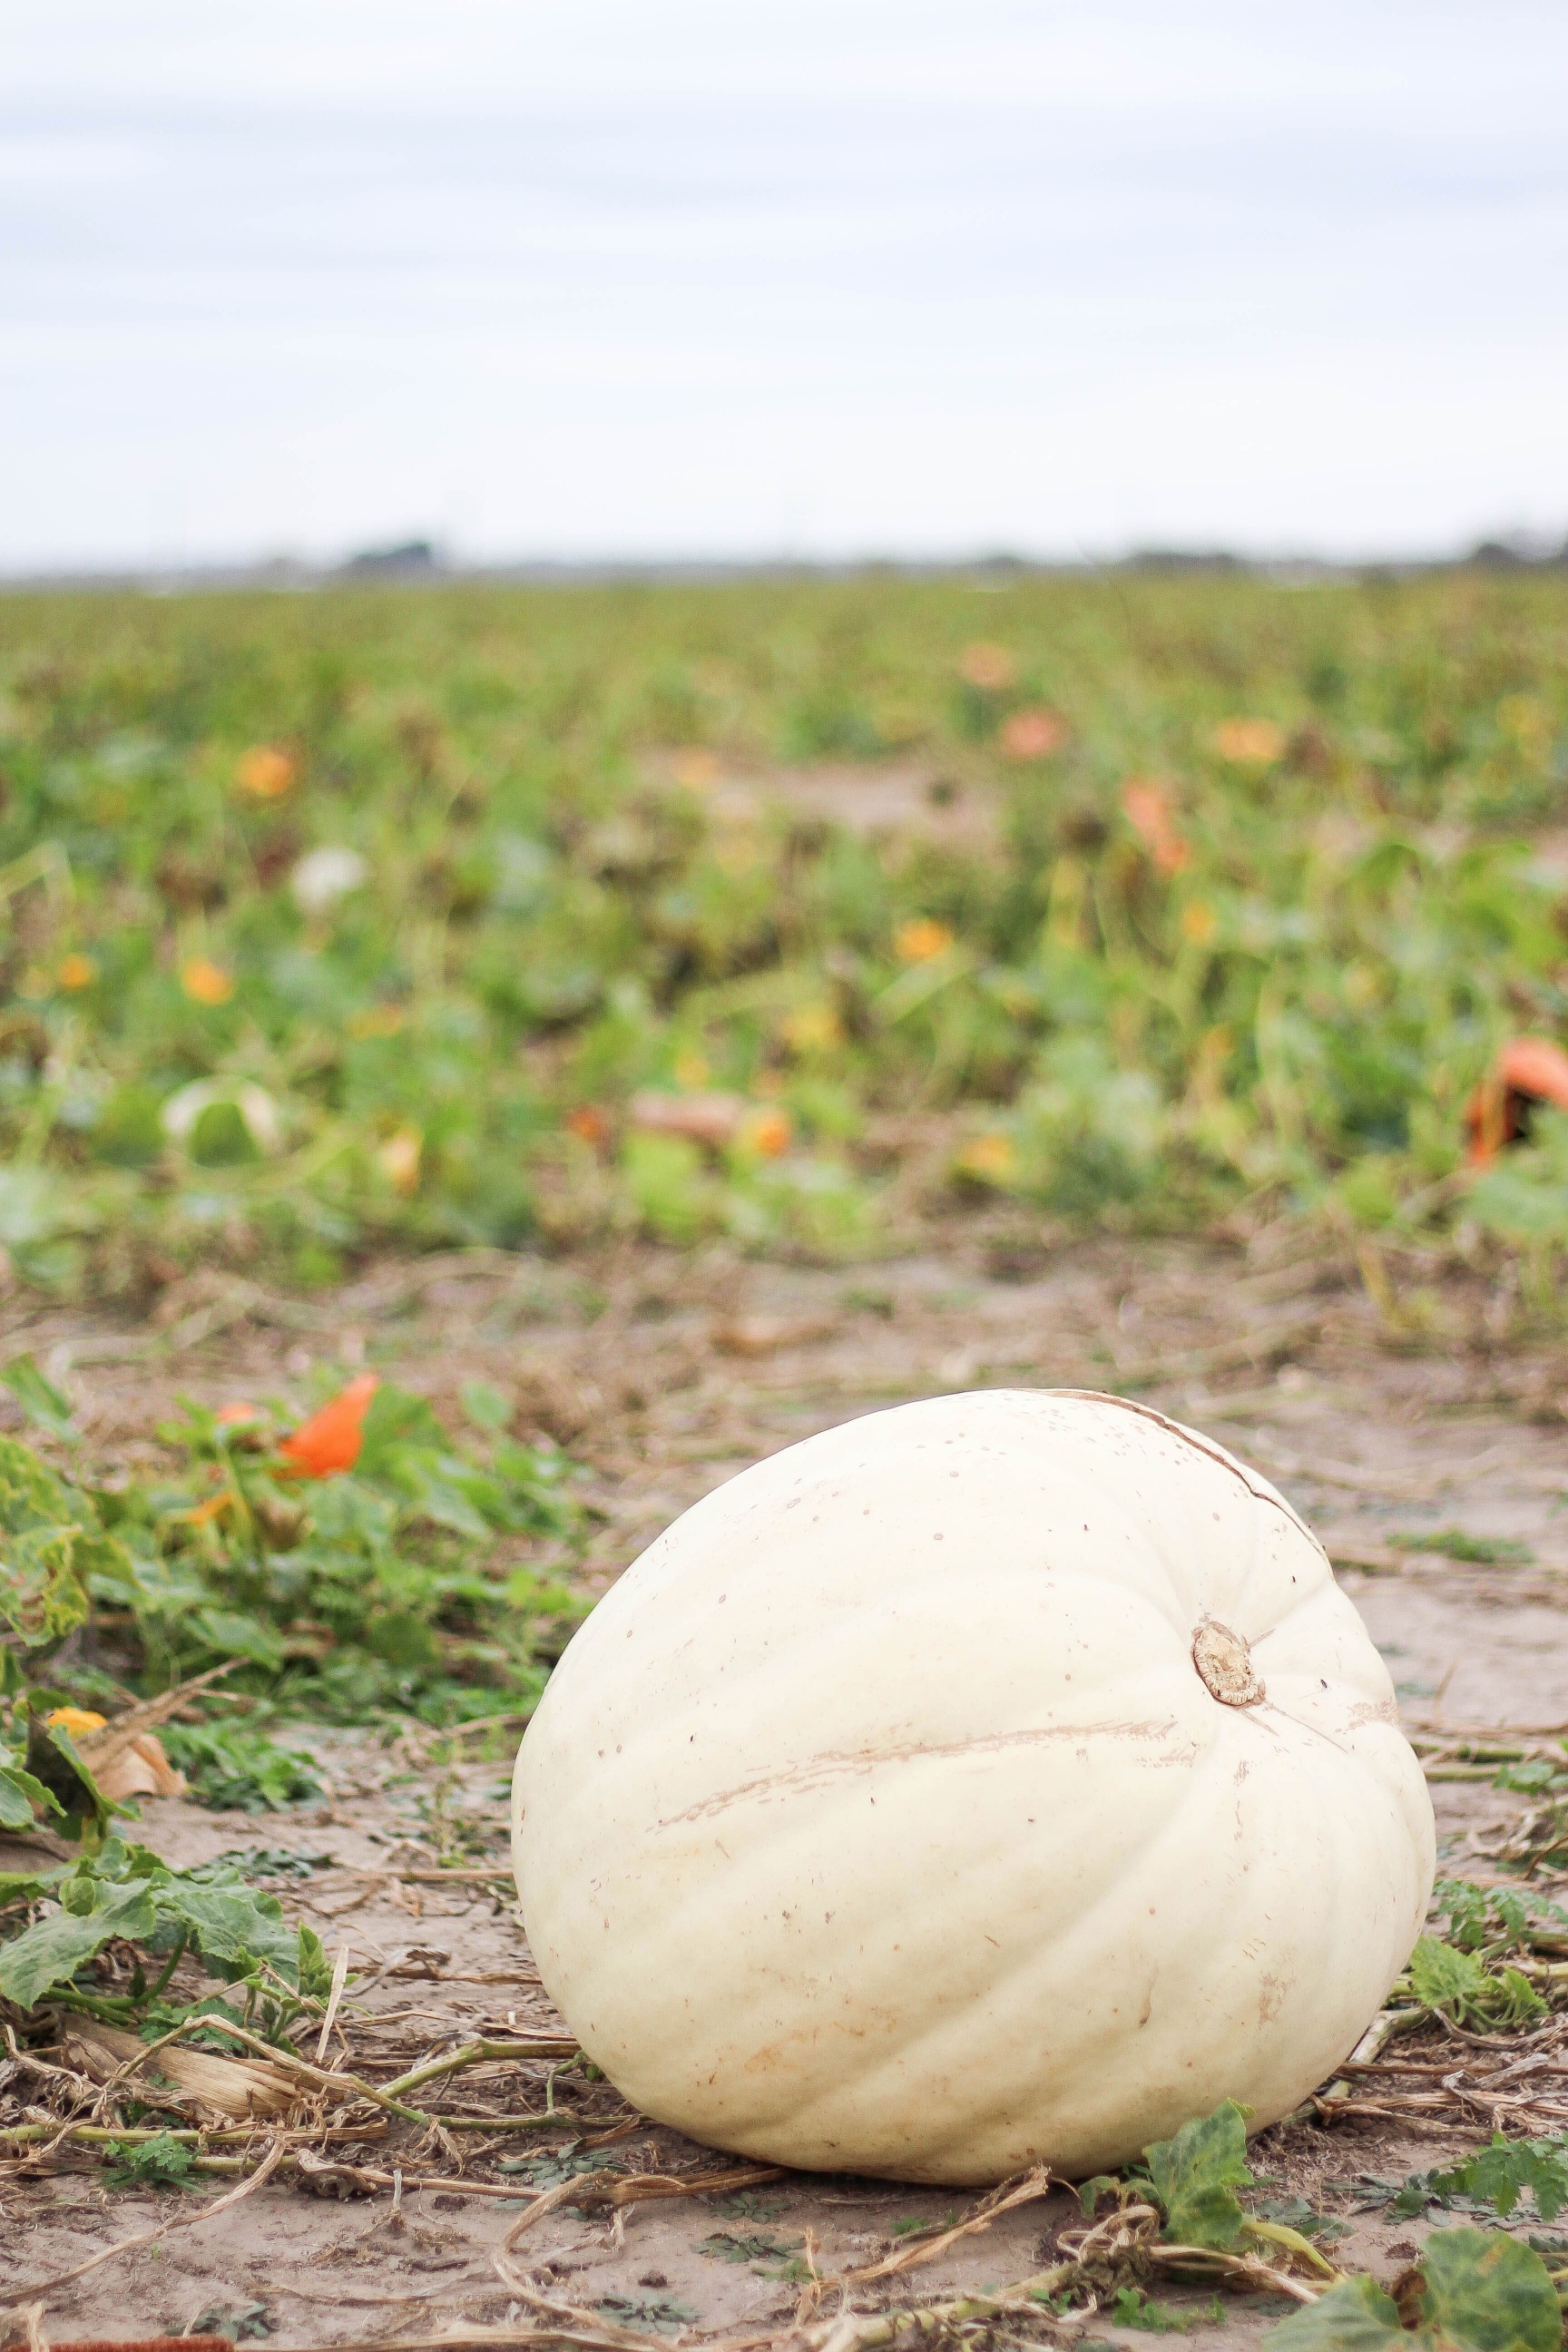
xmin=1192 ymin=1620 xmax=1266 ymax=1708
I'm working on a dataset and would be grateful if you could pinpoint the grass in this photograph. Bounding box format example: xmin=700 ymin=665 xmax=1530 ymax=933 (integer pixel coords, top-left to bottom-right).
xmin=0 ymin=567 xmax=1565 ymax=1297
xmin=1390 ymin=1527 xmax=1535 ymax=1565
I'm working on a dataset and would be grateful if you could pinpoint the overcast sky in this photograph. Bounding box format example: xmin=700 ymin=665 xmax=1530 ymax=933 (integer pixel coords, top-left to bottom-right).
xmin=4 ymin=0 xmax=1566 ymax=568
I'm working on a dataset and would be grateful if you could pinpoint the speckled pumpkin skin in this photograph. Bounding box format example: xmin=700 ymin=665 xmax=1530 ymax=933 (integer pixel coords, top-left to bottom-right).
xmin=513 ymin=1389 xmax=1434 ymax=2185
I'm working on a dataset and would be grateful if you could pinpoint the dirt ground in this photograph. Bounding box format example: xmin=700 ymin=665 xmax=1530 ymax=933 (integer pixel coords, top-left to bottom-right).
xmin=5 ymin=1220 xmax=1568 ymax=2348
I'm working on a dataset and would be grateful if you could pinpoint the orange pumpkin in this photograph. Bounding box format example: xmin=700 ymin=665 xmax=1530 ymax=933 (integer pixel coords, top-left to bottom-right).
xmin=279 ymin=1372 xmax=379 ymax=1477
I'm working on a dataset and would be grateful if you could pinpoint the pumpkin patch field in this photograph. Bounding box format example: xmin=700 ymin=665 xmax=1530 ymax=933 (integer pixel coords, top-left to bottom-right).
xmin=0 ymin=567 xmax=1567 ymax=1294
xmin=7 ymin=568 xmax=1568 ymax=2350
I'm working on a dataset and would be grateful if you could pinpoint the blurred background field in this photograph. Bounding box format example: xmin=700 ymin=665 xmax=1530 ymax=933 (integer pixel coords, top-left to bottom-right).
xmin=2 ymin=565 xmax=1567 ymax=1302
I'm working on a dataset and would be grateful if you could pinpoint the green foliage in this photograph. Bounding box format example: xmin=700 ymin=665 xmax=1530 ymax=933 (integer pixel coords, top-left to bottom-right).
xmin=0 ymin=1833 xmax=329 ymax=2012
xmin=715 ymin=2190 xmax=784 ymax=2221
xmin=1467 ymin=1112 xmax=1568 ymax=1250
xmin=0 ymin=1825 xmax=331 ymax=2013
xmin=204 ymin=1844 xmax=330 ymax=1878
xmin=1113 ymin=2289 xmax=1224 ymax=2332
xmin=1416 ymin=2230 xmax=1563 ymax=2352
xmin=496 ymin=2148 xmax=623 ymax=2186
xmin=0 ymin=573 xmax=1566 ymax=1289
xmin=186 ymin=2300 xmax=271 ymax=2343
xmin=1 ymin=1354 xmax=79 ymax=1444
xmin=699 ymin=2230 xmax=799 ymax=2266
xmin=1431 ymin=2136 xmax=1568 ymax=2224
xmin=1266 ymin=2231 xmax=1561 ymax=2352
xmin=594 ymin=2295 xmax=700 ymax=2333
xmin=1265 ymin=2273 xmax=1413 ymax=2352
xmin=157 ymin=1720 xmax=323 ymax=1812
xmin=1405 ymin=1936 xmax=1545 ymax=2029
xmin=0 ymin=1760 xmax=58 ymax=1830
xmin=0 ymin=1381 xmax=586 ymax=1730
xmin=0 ymin=1386 xmax=583 ymax=2062
xmin=0 ymin=1872 xmax=157 ymax=2008
xmin=1390 ymin=1530 xmax=1535 ymax=1566
xmin=103 ymin=2132 xmax=198 ymax=2191
xmin=1430 ymin=1878 xmax=1566 ymax=1953
xmin=0 ymin=1433 xmax=133 ymax=1648
xmin=21 ymin=1710 xmax=117 ymax=1839
xmin=1144 ymin=2099 xmax=1254 ymax=2249
xmin=1252 ymin=2197 xmax=1349 ymax=2246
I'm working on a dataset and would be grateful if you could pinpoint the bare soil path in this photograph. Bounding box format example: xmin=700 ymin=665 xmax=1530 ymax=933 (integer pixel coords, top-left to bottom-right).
xmin=5 ymin=1224 xmax=1568 ymax=2348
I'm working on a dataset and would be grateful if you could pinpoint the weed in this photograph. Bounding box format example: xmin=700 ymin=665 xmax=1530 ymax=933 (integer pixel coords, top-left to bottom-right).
xmin=594 ymin=2293 xmax=699 ymax=2332
xmin=700 ymin=2230 xmax=799 ymax=2265
xmin=102 ymin=2130 xmax=197 ymax=2190
xmin=1113 ymin=2288 xmax=1225 ymax=2331
xmin=1391 ymin=1529 xmax=1535 ymax=1565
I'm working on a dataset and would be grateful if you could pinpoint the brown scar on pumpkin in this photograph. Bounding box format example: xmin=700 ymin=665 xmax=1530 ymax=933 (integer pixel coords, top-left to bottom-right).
xmin=657 ymin=1717 xmax=1202 ymax=1826
xmin=1054 ymin=1388 xmax=1328 ymax=1559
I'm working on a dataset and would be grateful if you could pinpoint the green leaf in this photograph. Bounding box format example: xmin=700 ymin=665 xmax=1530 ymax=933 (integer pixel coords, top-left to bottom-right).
xmin=1416 ymin=2226 xmax=1562 ymax=2352
xmin=103 ymin=2132 xmax=196 ymax=2191
xmin=1408 ymin=1936 xmax=1491 ymax=2010
xmin=1491 ymin=1968 xmax=1548 ymax=2026
xmin=1245 ymin=2217 xmax=1341 ymax=2277
xmin=23 ymin=1714 xmax=117 ymax=1836
xmin=294 ymin=1921 xmax=334 ymax=1999
xmin=1406 ymin=1937 xmax=1544 ymax=2027
xmin=1431 ymin=1880 xmax=1557 ymax=1953
xmin=158 ymin=1720 xmax=322 ymax=1813
xmin=0 ymin=1861 xmax=68 ymax=1906
xmin=88 ymin=1835 xmax=168 ymax=1885
xmin=1144 ymin=2099 xmax=1254 ymax=2250
xmin=191 ymin=1607 xmax=285 ymax=1671
xmin=355 ymin=1383 xmax=448 ymax=1474
xmin=1268 ymin=2231 xmax=1564 ymax=2352
xmin=1264 ymin=2272 xmax=1406 ymax=2352
xmin=0 ymin=1877 xmax=157 ymax=2007
xmin=699 ymin=2230 xmax=798 ymax=2266
xmin=153 ymin=1879 xmax=300 ymax=1982
xmin=0 ymin=1767 xmax=36 ymax=1829
xmin=1434 ymin=2136 xmax=1568 ymax=2223
xmin=1113 ymin=2288 xmax=1205 ymax=2333
xmin=460 ymin=1379 xmax=512 ymax=1432
xmin=1495 ymin=1762 xmax=1563 ymax=1796
xmin=1 ymin=1354 xmax=78 ymax=1444
xmin=392 ymin=1461 xmax=493 ymax=1540
xmin=1252 ymin=2196 xmax=1348 ymax=2245
xmin=0 ymin=1435 xmax=135 ymax=1646
xmin=0 ymin=1760 xmax=61 ymax=1828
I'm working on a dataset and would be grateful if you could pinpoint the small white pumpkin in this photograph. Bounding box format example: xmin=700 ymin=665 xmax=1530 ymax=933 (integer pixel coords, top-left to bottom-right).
xmin=512 ymin=1390 xmax=1434 ymax=2185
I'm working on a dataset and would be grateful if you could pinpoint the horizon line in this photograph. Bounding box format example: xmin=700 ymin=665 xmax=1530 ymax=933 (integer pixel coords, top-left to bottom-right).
xmin=3 ymin=533 xmax=1567 ymax=593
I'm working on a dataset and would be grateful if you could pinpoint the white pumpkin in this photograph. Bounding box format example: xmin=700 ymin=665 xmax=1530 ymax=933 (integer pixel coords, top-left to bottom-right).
xmin=512 ymin=1389 xmax=1434 ymax=2185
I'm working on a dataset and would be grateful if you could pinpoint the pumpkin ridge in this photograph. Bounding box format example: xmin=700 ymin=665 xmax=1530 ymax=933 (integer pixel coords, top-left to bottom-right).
xmin=561 ymin=1686 xmax=1417 ymax=2145
xmin=622 ymin=1714 xmax=1245 ymax=2154
xmin=843 ymin=1712 xmax=1405 ymax=2171
xmin=678 ymin=1716 xmax=1328 ymax=2174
